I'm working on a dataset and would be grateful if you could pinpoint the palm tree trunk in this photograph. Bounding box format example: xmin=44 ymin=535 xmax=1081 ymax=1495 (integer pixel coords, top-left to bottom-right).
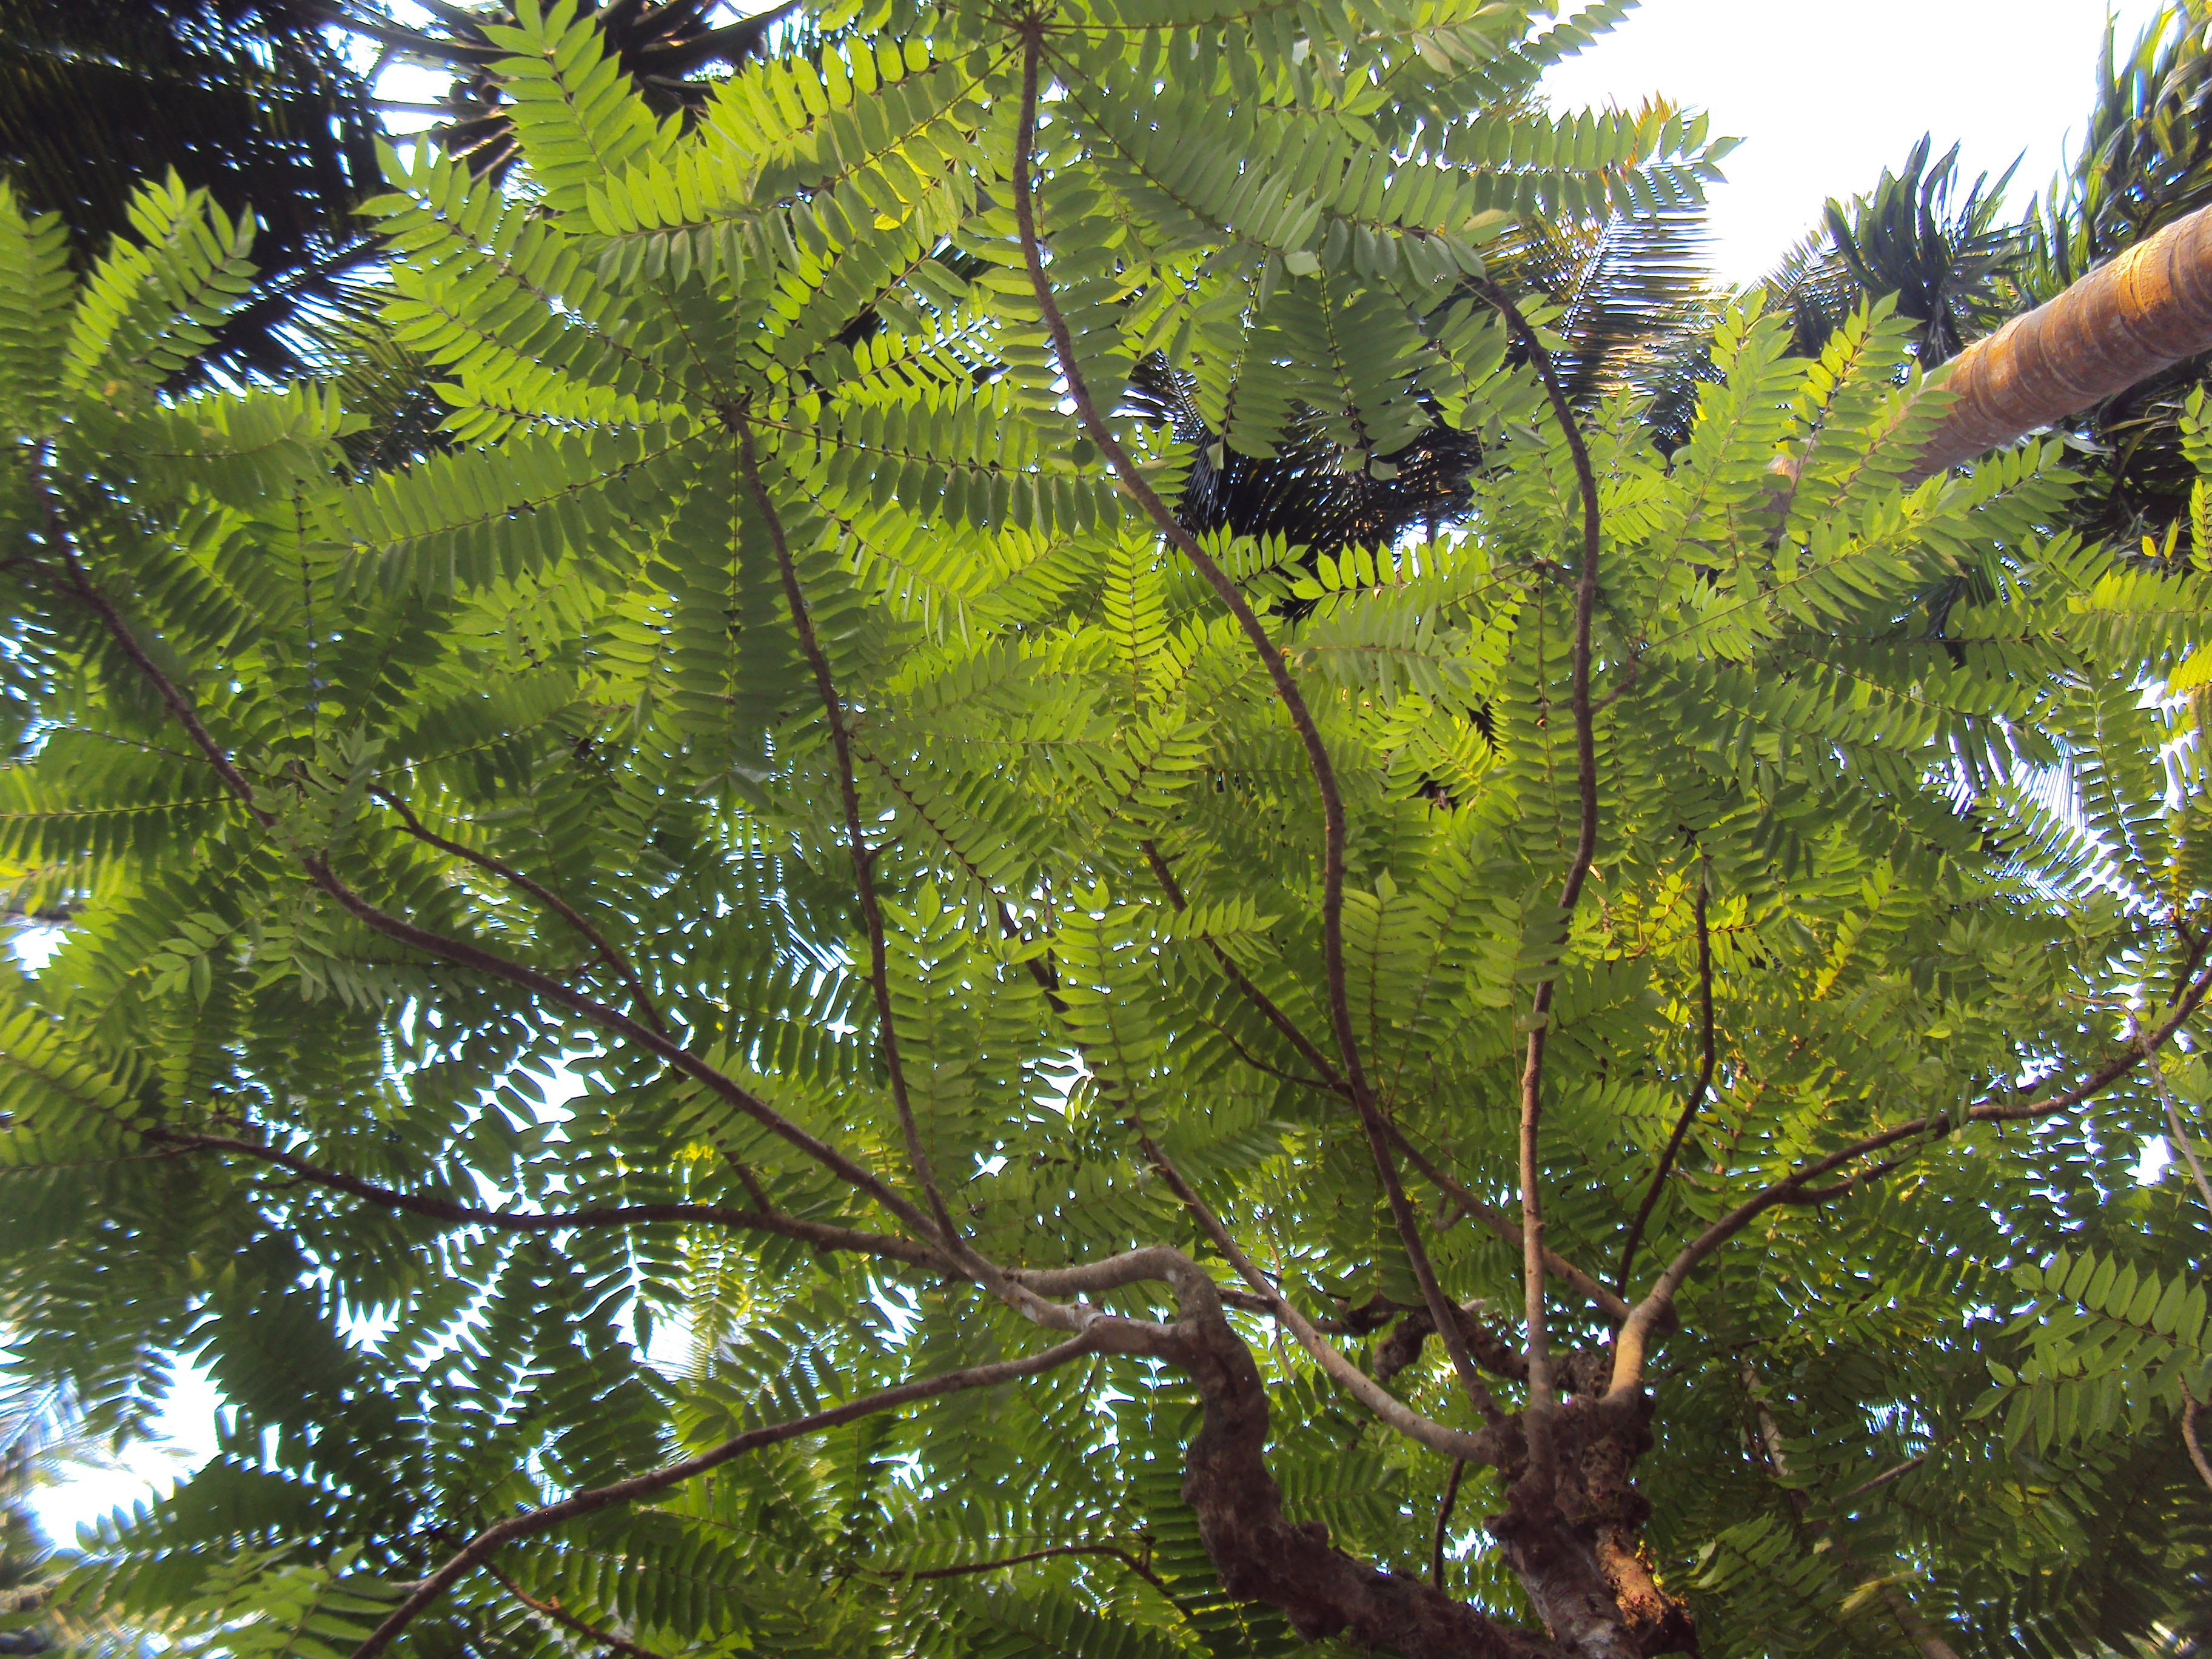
xmin=1911 ymin=203 xmax=2212 ymax=480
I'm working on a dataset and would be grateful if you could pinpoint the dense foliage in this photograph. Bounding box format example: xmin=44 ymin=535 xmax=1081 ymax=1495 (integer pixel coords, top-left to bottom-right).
xmin=1 ymin=3 xmax=2211 ymax=1658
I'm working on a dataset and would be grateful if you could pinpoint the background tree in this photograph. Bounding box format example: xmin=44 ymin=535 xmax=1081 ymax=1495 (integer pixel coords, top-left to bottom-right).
xmin=4 ymin=8 xmax=2212 ymax=1659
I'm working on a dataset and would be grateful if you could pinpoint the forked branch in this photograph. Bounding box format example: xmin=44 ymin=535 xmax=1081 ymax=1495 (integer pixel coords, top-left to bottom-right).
xmin=1610 ymin=951 xmax=2212 ymax=1394
xmin=50 ymin=508 xmax=948 ymax=1255
xmin=372 ymin=785 xmax=669 ymax=1037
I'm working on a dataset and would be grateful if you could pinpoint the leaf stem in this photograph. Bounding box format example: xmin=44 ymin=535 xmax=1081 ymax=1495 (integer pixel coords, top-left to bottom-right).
xmin=1616 ymin=866 xmax=1714 ymax=1293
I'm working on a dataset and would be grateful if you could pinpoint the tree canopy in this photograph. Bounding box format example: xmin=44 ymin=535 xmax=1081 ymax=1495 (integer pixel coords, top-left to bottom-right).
xmin=1 ymin=3 xmax=2210 ymax=1659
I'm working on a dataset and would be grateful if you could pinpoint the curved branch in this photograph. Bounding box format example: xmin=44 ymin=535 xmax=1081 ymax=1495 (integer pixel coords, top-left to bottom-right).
xmin=1010 ymin=28 xmax=1495 ymax=1431
xmin=44 ymin=488 xmax=267 ymax=825
xmin=1616 ymin=870 xmax=1715 ymax=1293
xmin=2184 ymin=1387 xmax=2212 ymax=1495
xmin=349 ymin=1333 xmax=1107 ymax=1659
xmin=301 ymin=853 xmax=950 ymax=1248
xmin=1134 ymin=1130 xmax=1506 ymax=1466
xmin=152 ymin=1129 xmax=941 ymax=1266
xmin=56 ymin=511 xmax=974 ymax=1273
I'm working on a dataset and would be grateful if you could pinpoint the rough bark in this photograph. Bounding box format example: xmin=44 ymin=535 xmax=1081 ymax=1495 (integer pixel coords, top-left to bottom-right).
xmin=1912 ymin=201 xmax=2212 ymax=479
xmin=1176 ymin=1307 xmax=1559 ymax=1659
xmin=1362 ymin=1312 xmax=1695 ymax=1657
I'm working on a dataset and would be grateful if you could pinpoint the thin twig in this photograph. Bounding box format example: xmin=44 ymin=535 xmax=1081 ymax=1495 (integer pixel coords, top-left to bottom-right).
xmin=877 ymin=1543 xmax=1173 ymax=1598
xmin=1617 ymin=866 xmax=1714 ymax=1293
xmin=1475 ymin=279 xmax=1604 ymax=1453
xmin=372 ymin=786 xmax=668 ymax=1036
xmin=2132 ymin=1009 xmax=2212 ymax=1215
xmin=1838 ymin=1452 xmax=1926 ymax=1503
xmin=348 ymin=1334 xmax=1105 ymax=1659
xmin=731 ymin=409 xmax=959 ymax=1252
xmin=150 ymin=1129 xmax=939 ymax=1265
xmin=43 ymin=486 xmax=267 ymax=825
xmin=1431 ymin=1459 xmax=1466 ymax=1591
xmin=1141 ymin=840 xmax=1349 ymax=1095
xmin=1010 ymin=29 xmax=1495 ymax=1431
xmin=484 ymin=1564 xmax=672 ymax=1659
xmin=2171 ymin=909 xmax=2211 ymax=1007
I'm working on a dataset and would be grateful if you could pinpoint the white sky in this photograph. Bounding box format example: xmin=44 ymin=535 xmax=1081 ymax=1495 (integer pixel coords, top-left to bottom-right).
xmin=20 ymin=0 xmax=2182 ymax=1545
xmin=1545 ymin=0 xmax=2175 ymax=281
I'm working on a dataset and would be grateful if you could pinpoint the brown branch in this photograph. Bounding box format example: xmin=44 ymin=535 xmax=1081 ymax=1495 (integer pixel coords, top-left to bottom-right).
xmin=1616 ymin=868 xmax=1713 ymax=1293
xmin=1132 ymin=1133 xmax=1504 ymax=1465
xmin=1979 ymin=953 xmax=2212 ymax=1124
xmin=731 ymin=410 xmax=959 ymax=1252
xmin=1611 ymin=950 xmax=2212 ymax=1394
xmin=1141 ymin=840 xmax=1349 ymax=1096
xmin=301 ymin=853 xmax=952 ymax=1248
xmin=372 ymin=786 xmax=668 ymax=1037
xmin=43 ymin=488 xmax=267 ymax=825
xmin=2184 ymin=1386 xmax=2212 ymax=1495
xmin=484 ymin=1564 xmax=672 ymax=1659
xmin=349 ymin=1333 xmax=1107 ymax=1659
xmin=879 ymin=1543 xmax=1175 ymax=1598
xmin=1777 ymin=1156 xmax=1906 ymax=1204
xmin=1431 ymin=1459 xmax=1466 ymax=1592
xmin=2133 ymin=1010 xmax=2212 ymax=1215
xmin=1473 ymin=280 xmax=1605 ymax=1453
xmin=1374 ymin=1301 xmax=1528 ymax=1387
xmin=1165 ymin=1253 xmax=1556 ymax=1659
xmin=150 ymin=1129 xmax=940 ymax=1265
xmin=1008 ymin=29 xmax=1494 ymax=1432
xmin=49 ymin=505 xmax=961 ymax=1265
xmin=1383 ymin=1127 xmax=1635 ymax=1328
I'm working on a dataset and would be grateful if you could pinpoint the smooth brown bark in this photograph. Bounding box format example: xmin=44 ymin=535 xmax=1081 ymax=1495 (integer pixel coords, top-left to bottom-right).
xmin=1913 ymin=202 xmax=2212 ymax=478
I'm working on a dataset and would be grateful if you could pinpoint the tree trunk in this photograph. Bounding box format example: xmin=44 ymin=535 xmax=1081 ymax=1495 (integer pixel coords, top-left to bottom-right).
xmin=1910 ymin=202 xmax=2212 ymax=480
